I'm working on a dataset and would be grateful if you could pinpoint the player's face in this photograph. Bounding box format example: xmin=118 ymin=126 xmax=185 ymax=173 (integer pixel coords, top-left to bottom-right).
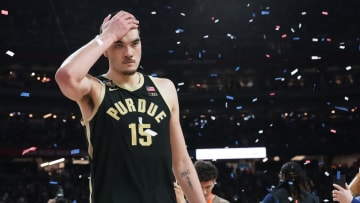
xmin=105 ymin=29 xmax=142 ymax=75
xmin=200 ymin=179 xmax=216 ymax=201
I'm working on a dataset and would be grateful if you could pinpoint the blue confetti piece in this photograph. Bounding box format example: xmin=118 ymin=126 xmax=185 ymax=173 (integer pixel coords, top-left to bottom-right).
xmin=20 ymin=92 xmax=30 ymax=97
xmin=334 ymin=106 xmax=349 ymax=112
xmin=71 ymin=149 xmax=80 ymax=155
xmin=175 ymin=28 xmax=184 ymax=33
xmin=336 ymin=170 xmax=341 ymax=179
xmin=226 ymin=95 xmax=234 ymax=100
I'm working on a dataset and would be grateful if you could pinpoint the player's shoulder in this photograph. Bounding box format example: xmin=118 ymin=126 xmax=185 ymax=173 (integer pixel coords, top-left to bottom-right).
xmin=149 ymin=75 xmax=174 ymax=87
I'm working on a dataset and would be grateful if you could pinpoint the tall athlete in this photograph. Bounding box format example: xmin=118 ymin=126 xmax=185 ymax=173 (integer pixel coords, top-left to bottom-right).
xmin=55 ymin=10 xmax=205 ymax=203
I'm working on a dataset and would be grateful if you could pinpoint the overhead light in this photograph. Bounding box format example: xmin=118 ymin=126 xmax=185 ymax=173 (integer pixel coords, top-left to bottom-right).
xmin=196 ymin=147 xmax=266 ymax=160
xmin=291 ymin=155 xmax=305 ymax=161
xmin=40 ymin=158 xmax=65 ymax=167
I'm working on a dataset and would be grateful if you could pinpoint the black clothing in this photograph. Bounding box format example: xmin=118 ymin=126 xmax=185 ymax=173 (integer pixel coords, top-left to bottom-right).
xmin=82 ymin=74 xmax=175 ymax=203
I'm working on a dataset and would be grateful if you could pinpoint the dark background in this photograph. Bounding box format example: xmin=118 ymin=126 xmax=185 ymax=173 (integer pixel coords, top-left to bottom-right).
xmin=0 ymin=0 xmax=359 ymax=202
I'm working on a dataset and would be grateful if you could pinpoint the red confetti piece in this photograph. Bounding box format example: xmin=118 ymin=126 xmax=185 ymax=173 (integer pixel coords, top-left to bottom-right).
xmin=22 ymin=146 xmax=37 ymax=155
xmin=1 ymin=10 xmax=8 ymax=15
xmin=281 ymin=34 xmax=287 ymax=38
xmin=330 ymin=129 xmax=336 ymax=134
xmin=265 ymin=54 xmax=270 ymax=58
xmin=269 ymin=92 xmax=275 ymax=96
xmin=322 ymin=11 xmax=329 ymax=15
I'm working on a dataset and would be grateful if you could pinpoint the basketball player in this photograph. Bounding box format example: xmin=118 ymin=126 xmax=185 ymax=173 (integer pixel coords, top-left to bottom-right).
xmin=55 ymin=10 xmax=205 ymax=203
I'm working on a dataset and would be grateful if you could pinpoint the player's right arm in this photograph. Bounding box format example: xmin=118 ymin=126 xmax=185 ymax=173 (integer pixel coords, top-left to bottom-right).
xmin=55 ymin=11 xmax=139 ymax=117
xmin=54 ymin=34 xmax=112 ymax=118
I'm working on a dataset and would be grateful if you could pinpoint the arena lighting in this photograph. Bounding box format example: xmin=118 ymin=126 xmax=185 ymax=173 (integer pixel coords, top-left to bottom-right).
xmin=195 ymin=147 xmax=266 ymax=160
xmin=72 ymin=158 xmax=90 ymax=165
xmin=40 ymin=158 xmax=65 ymax=167
xmin=291 ymin=155 xmax=306 ymax=161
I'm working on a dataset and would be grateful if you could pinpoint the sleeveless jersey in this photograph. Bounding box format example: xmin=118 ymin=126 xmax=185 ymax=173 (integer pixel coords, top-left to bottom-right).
xmin=82 ymin=73 xmax=176 ymax=203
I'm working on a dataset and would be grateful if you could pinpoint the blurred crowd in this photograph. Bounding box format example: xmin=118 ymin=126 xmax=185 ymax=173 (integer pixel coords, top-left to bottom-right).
xmin=0 ymin=157 xmax=359 ymax=203
xmin=0 ymin=65 xmax=359 ymax=93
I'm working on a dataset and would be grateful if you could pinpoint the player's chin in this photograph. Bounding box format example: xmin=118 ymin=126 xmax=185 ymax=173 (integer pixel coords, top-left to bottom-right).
xmin=124 ymin=63 xmax=139 ymax=69
xmin=122 ymin=67 xmax=138 ymax=75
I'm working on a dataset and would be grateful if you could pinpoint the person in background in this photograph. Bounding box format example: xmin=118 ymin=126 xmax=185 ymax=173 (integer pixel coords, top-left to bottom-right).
xmin=55 ymin=10 xmax=205 ymax=203
xmin=47 ymin=186 xmax=71 ymax=203
xmin=174 ymin=181 xmax=186 ymax=203
xmin=333 ymin=169 xmax=360 ymax=203
xmin=262 ymin=161 xmax=319 ymax=203
xmin=194 ymin=160 xmax=230 ymax=203
xmin=349 ymin=170 xmax=360 ymax=200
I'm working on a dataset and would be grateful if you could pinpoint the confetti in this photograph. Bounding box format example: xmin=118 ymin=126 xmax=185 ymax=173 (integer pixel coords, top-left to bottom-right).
xmin=226 ymin=95 xmax=234 ymax=100
xmin=6 ymin=50 xmax=15 ymax=57
xmin=71 ymin=149 xmax=80 ymax=155
xmin=1 ymin=9 xmax=9 ymax=15
xmin=311 ymin=56 xmax=321 ymax=60
xmin=20 ymin=92 xmax=30 ymax=97
xmin=145 ymin=129 xmax=158 ymax=136
xmin=321 ymin=11 xmax=329 ymax=15
xmin=22 ymin=147 xmax=37 ymax=155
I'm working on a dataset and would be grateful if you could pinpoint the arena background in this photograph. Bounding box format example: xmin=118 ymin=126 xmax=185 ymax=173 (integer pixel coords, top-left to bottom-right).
xmin=0 ymin=0 xmax=359 ymax=202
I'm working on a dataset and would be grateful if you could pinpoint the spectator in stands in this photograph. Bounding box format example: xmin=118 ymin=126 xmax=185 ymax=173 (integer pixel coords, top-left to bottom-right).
xmin=262 ymin=161 xmax=319 ymax=203
xmin=333 ymin=169 xmax=360 ymax=203
xmin=194 ymin=160 xmax=230 ymax=203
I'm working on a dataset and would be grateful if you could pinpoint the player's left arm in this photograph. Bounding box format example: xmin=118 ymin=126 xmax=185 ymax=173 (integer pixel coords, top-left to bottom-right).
xmin=154 ymin=77 xmax=205 ymax=203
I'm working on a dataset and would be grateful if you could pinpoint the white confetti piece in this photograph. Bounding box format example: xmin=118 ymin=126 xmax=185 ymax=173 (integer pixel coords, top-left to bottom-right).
xmin=145 ymin=129 xmax=158 ymax=136
xmin=6 ymin=50 xmax=15 ymax=57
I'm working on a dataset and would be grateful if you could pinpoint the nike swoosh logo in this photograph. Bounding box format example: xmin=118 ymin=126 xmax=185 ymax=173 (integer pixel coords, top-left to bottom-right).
xmin=109 ymin=87 xmax=119 ymax=91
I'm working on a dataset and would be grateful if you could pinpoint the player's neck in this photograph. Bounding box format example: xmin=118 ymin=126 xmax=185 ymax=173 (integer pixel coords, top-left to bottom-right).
xmin=105 ymin=72 xmax=142 ymax=89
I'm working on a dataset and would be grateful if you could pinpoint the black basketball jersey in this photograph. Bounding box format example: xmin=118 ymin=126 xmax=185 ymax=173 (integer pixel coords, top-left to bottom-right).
xmin=82 ymin=73 xmax=176 ymax=203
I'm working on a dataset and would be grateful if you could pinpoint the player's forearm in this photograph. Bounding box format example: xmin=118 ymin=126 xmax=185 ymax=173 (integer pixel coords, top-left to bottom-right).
xmin=174 ymin=161 xmax=206 ymax=203
xmin=56 ymin=34 xmax=112 ymax=82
